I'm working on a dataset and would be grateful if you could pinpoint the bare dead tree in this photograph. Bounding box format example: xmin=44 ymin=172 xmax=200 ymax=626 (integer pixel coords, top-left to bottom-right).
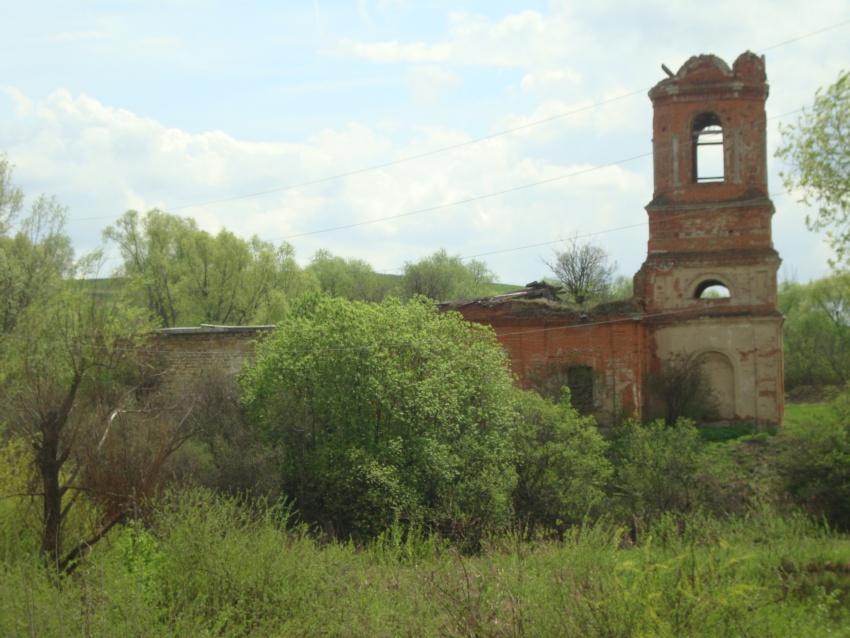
xmin=1 ymin=285 xmax=200 ymax=574
xmin=6 ymin=347 xmax=199 ymax=574
xmin=651 ymin=352 xmax=720 ymax=425
xmin=543 ymin=236 xmax=618 ymax=305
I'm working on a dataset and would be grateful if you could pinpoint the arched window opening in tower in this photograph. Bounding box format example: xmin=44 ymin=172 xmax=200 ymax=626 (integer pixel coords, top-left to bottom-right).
xmin=694 ymin=279 xmax=730 ymax=299
xmin=693 ymin=113 xmax=724 ymax=183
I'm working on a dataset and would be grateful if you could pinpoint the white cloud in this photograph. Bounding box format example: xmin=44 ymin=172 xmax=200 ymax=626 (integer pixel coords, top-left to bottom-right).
xmin=1 ymin=86 xmax=654 ymax=283
xmin=406 ymin=65 xmax=460 ymax=105
xmin=338 ymin=39 xmax=452 ymax=63
xmin=520 ymin=69 xmax=582 ymax=96
xmin=338 ymin=8 xmax=581 ymax=71
xmin=2 ymin=1 xmax=848 ymax=286
xmin=1 ymin=87 xmax=34 ymax=118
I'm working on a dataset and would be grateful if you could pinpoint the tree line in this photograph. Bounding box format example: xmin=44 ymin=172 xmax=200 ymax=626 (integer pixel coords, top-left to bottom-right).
xmin=101 ymin=209 xmax=509 ymax=328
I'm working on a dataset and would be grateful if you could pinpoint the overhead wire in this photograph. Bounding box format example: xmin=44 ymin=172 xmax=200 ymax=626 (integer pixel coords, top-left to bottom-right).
xmin=25 ymin=18 xmax=846 ymax=315
xmin=66 ymin=88 xmax=649 ymax=224
xmin=94 ymin=102 xmax=804 ymax=275
xmin=64 ymin=16 xmax=850 ymax=227
xmin=91 ymin=105 xmax=805 ymax=291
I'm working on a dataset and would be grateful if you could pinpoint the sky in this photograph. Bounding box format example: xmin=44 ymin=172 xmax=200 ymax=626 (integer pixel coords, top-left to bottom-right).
xmin=1 ymin=1 xmax=848 ymax=286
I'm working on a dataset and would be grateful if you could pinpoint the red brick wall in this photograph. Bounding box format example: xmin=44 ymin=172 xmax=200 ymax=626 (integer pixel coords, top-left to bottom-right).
xmin=451 ymin=303 xmax=646 ymax=421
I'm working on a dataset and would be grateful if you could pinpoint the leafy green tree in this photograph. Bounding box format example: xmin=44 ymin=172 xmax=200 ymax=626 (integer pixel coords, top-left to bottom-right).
xmin=0 ymin=152 xmax=24 ymax=236
xmin=0 ymin=172 xmax=197 ymax=572
xmin=0 ymin=251 xmax=199 ymax=572
xmin=240 ymin=295 xmax=518 ymax=541
xmin=777 ymin=70 xmax=850 ymax=265
xmin=780 ymin=274 xmax=850 ymax=389
xmin=609 ymin=274 xmax=634 ymax=301
xmin=306 ymin=249 xmax=393 ymax=301
xmin=104 ymin=209 xmax=310 ymax=327
xmin=0 ymin=156 xmax=73 ymax=333
xmin=401 ymin=248 xmax=495 ymax=301
xmin=512 ymin=389 xmax=611 ymax=536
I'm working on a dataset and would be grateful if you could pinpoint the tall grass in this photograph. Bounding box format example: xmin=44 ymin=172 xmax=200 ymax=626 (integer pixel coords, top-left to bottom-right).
xmin=1 ymin=489 xmax=848 ymax=637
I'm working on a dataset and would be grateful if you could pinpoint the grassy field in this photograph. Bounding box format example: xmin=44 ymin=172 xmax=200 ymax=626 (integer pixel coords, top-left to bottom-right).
xmin=783 ymin=401 xmax=837 ymax=429
xmin=2 ymin=491 xmax=848 ymax=637
xmin=3 ymin=392 xmax=848 ymax=635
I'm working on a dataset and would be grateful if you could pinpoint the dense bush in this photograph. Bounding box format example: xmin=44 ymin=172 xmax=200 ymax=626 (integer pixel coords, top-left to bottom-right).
xmin=607 ymin=419 xmax=705 ymax=535
xmin=512 ymin=389 xmax=611 ymax=535
xmin=780 ymin=387 xmax=850 ymax=531
xmin=171 ymin=373 xmax=281 ymax=501
xmin=240 ymin=294 xmax=519 ymax=542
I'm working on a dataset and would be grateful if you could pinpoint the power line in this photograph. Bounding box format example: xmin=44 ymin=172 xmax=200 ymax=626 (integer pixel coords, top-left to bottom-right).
xmin=64 ymin=18 xmax=849 ymax=226
xmin=94 ymin=108 xmax=804 ymax=277
xmin=272 ymin=108 xmax=804 ymax=245
xmin=757 ymin=16 xmax=850 ymax=53
xmin=269 ymin=153 xmax=652 ymax=241
xmin=171 ymin=92 xmax=649 ymax=212
xmin=65 ymin=90 xmax=648 ymax=224
xmin=80 ymin=98 xmax=806 ymax=271
xmin=379 ymin=187 xmax=796 ymax=274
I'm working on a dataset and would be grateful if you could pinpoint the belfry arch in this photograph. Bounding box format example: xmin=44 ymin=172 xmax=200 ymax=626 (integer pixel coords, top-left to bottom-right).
xmin=692 ymin=277 xmax=732 ymax=299
xmin=692 ymin=112 xmax=724 ymax=183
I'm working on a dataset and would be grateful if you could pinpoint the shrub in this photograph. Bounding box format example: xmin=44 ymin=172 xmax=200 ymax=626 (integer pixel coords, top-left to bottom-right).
xmin=650 ymin=352 xmax=719 ymax=424
xmin=779 ymin=386 xmax=850 ymax=531
xmin=512 ymin=389 xmax=611 ymax=535
xmin=240 ymin=295 xmax=519 ymax=543
xmin=171 ymin=372 xmax=281 ymax=501
xmin=0 ymin=432 xmax=39 ymax=557
xmin=607 ymin=419 xmax=704 ymax=535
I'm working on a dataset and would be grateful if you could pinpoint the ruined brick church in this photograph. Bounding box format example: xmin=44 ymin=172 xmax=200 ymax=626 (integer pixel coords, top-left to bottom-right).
xmin=151 ymin=52 xmax=784 ymax=425
xmin=446 ymin=52 xmax=784 ymax=424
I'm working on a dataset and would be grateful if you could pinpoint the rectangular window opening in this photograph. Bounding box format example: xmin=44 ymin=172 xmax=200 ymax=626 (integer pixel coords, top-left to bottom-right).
xmin=567 ymin=365 xmax=594 ymax=414
xmin=696 ymin=126 xmax=724 ymax=183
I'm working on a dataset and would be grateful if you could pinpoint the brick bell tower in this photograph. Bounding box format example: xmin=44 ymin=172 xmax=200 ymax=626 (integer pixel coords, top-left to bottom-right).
xmin=634 ymin=52 xmax=784 ymax=423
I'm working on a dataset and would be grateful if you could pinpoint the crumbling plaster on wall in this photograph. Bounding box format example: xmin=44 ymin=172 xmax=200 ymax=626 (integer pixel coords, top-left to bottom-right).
xmin=649 ymin=316 xmax=783 ymax=423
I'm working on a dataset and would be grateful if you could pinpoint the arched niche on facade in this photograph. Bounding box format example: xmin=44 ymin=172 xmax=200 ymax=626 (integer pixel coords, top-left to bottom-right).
xmin=696 ymin=350 xmax=736 ymax=420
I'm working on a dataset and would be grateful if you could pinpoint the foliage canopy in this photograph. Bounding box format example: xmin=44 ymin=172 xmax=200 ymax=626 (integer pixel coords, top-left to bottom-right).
xmin=104 ymin=209 xmax=310 ymax=327
xmin=0 ymin=163 xmax=195 ymax=572
xmin=240 ymin=295 xmax=518 ymax=541
xmin=777 ymin=70 xmax=850 ymax=265
xmin=400 ymin=248 xmax=495 ymax=302
xmin=306 ymin=248 xmax=392 ymax=301
xmin=780 ymin=274 xmax=850 ymax=389
xmin=0 ymin=156 xmax=73 ymax=334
